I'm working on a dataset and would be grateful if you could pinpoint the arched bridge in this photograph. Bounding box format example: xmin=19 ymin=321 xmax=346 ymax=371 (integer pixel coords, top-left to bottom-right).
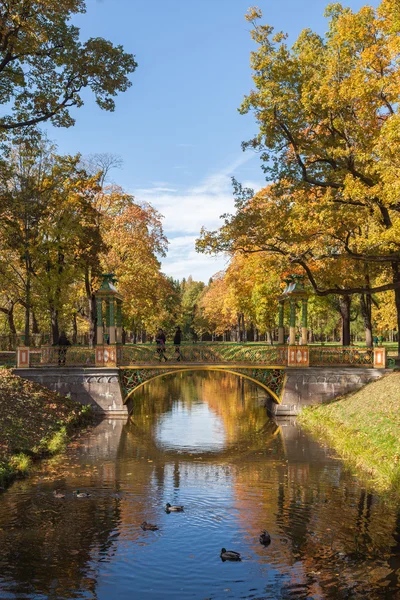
xmin=120 ymin=365 xmax=286 ymax=404
xmin=16 ymin=342 xmax=388 ymax=416
xmin=119 ymin=344 xmax=288 ymax=405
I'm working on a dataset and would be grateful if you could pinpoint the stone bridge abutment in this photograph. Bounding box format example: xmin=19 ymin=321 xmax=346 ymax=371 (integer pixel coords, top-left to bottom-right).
xmin=15 ymin=365 xmax=390 ymax=417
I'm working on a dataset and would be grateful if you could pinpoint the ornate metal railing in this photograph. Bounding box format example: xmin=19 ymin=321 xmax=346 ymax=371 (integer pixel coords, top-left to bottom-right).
xmin=39 ymin=346 xmax=96 ymax=367
xmin=0 ymin=351 xmax=16 ymax=367
xmin=29 ymin=349 xmax=42 ymax=367
xmin=119 ymin=344 xmax=288 ymax=366
xmin=9 ymin=343 xmax=394 ymax=369
xmin=309 ymin=346 xmax=374 ymax=367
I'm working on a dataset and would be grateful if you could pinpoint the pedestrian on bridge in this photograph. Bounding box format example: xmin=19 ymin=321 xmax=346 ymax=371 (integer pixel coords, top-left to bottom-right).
xmin=57 ymin=332 xmax=71 ymax=366
xmin=174 ymin=326 xmax=182 ymax=361
xmin=156 ymin=328 xmax=168 ymax=362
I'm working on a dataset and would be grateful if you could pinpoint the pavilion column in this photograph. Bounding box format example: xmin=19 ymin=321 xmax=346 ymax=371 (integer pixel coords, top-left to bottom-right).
xmin=109 ymin=297 xmax=116 ymax=344
xmin=96 ymin=299 xmax=103 ymax=346
xmin=94 ymin=274 xmax=124 ymax=366
xmin=278 ymin=301 xmax=285 ymax=344
xmin=289 ymin=299 xmax=296 ymax=345
xmin=105 ymin=300 xmax=110 ymax=344
xmin=301 ymin=298 xmax=308 ymax=346
xmin=116 ymin=300 xmax=123 ymax=343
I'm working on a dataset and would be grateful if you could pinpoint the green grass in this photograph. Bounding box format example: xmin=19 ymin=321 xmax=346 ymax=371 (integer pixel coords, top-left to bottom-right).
xmin=41 ymin=427 xmax=68 ymax=454
xmin=9 ymin=453 xmax=32 ymax=473
xmin=298 ymin=372 xmax=400 ymax=495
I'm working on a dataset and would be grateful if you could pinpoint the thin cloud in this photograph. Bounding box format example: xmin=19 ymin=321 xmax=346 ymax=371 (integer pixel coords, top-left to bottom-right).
xmin=134 ymin=154 xmax=262 ymax=281
xmin=136 ymin=186 xmax=178 ymax=195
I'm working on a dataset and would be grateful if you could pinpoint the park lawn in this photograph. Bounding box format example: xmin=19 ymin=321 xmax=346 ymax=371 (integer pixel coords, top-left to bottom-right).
xmin=298 ymin=372 xmax=400 ymax=495
xmin=0 ymin=368 xmax=92 ymax=489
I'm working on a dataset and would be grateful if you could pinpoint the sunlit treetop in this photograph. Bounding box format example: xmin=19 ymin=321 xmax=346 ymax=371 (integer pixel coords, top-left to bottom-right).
xmin=0 ymin=0 xmax=137 ymax=135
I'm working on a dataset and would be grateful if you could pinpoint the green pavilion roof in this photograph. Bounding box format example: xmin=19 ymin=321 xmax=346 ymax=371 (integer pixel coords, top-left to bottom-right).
xmin=279 ymin=274 xmax=309 ymax=301
xmin=96 ymin=273 xmax=123 ymax=301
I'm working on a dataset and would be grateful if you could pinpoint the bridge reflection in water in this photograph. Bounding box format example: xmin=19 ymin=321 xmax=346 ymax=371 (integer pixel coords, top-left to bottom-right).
xmin=0 ymin=371 xmax=399 ymax=600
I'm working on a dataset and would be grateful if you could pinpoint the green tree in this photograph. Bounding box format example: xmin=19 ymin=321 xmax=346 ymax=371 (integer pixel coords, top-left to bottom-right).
xmin=0 ymin=0 xmax=136 ymax=135
xmin=180 ymin=276 xmax=205 ymax=339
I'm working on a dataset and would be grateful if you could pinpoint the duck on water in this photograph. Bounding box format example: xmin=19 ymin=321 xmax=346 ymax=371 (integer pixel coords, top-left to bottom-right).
xmin=220 ymin=548 xmax=241 ymax=562
xmin=165 ymin=503 xmax=184 ymax=512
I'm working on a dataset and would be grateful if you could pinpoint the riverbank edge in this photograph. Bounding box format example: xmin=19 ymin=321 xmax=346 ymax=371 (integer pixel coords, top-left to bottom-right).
xmin=0 ymin=369 xmax=94 ymax=491
xmin=297 ymin=371 xmax=400 ymax=495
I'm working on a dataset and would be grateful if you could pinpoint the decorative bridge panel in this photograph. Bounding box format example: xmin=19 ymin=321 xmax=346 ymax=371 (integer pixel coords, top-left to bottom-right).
xmin=309 ymin=346 xmax=374 ymax=367
xmin=120 ymin=344 xmax=288 ymax=366
xmin=120 ymin=366 xmax=286 ymax=404
xmin=231 ymin=368 xmax=285 ymax=402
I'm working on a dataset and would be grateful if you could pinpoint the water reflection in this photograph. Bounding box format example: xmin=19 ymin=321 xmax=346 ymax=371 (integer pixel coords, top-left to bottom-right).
xmin=0 ymin=371 xmax=399 ymax=600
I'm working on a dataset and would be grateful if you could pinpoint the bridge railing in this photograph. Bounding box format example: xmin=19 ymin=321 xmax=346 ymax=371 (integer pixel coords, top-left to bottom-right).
xmin=309 ymin=346 xmax=374 ymax=367
xmin=119 ymin=343 xmax=288 ymax=366
xmin=35 ymin=346 xmax=96 ymax=367
xmin=11 ymin=343 xmax=390 ymax=369
xmin=0 ymin=351 xmax=16 ymax=367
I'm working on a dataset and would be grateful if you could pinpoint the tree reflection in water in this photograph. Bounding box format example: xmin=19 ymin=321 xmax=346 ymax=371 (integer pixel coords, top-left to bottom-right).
xmin=0 ymin=371 xmax=399 ymax=600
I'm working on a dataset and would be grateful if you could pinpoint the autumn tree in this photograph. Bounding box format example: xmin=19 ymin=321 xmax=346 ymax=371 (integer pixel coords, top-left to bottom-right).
xmin=0 ymin=247 xmax=24 ymax=337
xmin=0 ymin=0 xmax=136 ymax=136
xmin=198 ymin=2 xmax=400 ymax=352
xmin=224 ymin=253 xmax=282 ymax=342
xmin=99 ymin=190 xmax=171 ymax=340
xmin=0 ymin=141 xmax=58 ymax=344
xmin=0 ymin=141 xmax=103 ymax=344
xmin=34 ymin=167 xmax=103 ymax=344
xmin=196 ymin=273 xmax=238 ymax=339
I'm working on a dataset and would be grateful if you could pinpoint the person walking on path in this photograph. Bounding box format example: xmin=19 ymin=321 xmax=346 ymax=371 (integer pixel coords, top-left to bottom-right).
xmin=174 ymin=326 xmax=182 ymax=361
xmin=57 ymin=331 xmax=71 ymax=366
xmin=156 ymin=328 xmax=168 ymax=362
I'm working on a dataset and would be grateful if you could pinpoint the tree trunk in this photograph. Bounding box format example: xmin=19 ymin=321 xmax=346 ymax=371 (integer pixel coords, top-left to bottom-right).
xmin=338 ymin=295 xmax=351 ymax=346
xmin=0 ymin=305 xmax=17 ymax=335
xmin=241 ymin=314 xmax=247 ymax=342
xmin=392 ymin=262 xmax=400 ymax=356
xmin=31 ymin=310 xmax=40 ymax=334
xmin=236 ymin=314 xmax=241 ymax=342
xmin=8 ymin=306 xmax=16 ymax=335
xmin=24 ymin=267 xmax=31 ymax=346
xmin=72 ymin=313 xmax=78 ymax=344
xmin=84 ymin=269 xmax=97 ymax=347
xmin=360 ymin=293 xmax=373 ymax=348
xmin=50 ymin=306 xmax=59 ymax=345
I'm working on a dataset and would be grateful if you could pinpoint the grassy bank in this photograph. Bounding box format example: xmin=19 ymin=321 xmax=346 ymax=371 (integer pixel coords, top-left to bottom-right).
xmin=0 ymin=368 xmax=92 ymax=489
xmin=298 ymin=372 xmax=400 ymax=494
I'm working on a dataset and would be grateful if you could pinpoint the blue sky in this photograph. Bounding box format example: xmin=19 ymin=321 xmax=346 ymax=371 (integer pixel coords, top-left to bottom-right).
xmin=48 ymin=0 xmax=379 ymax=282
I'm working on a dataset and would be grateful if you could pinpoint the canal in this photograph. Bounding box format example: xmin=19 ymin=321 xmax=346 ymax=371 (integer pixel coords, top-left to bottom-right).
xmin=0 ymin=371 xmax=399 ymax=599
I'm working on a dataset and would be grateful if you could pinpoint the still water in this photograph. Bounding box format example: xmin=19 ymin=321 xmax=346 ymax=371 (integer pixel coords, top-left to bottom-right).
xmin=0 ymin=372 xmax=399 ymax=600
